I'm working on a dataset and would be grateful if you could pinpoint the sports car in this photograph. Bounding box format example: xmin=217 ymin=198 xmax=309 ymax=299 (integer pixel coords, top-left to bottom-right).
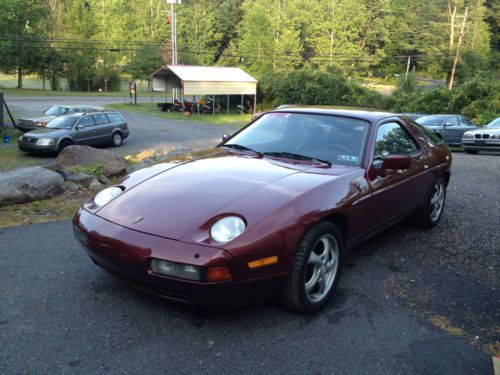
xmin=73 ymin=108 xmax=452 ymax=313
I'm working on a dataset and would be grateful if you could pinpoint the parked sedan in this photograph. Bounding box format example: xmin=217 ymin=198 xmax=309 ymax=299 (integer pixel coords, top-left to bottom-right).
xmin=462 ymin=117 xmax=500 ymax=154
xmin=73 ymin=108 xmax=451 ymax=313
xmin=416 ymin=114 xmax=476 ymax=146
xmin=18 ymin=111 xmax=129 ymax=154
xmin=16 ymin=105 xmax=105 ymax=132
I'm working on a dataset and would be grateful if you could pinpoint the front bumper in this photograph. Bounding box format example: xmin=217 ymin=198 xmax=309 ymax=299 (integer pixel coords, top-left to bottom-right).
xmin=15 ymin=123 xmax=37 ymax=132
xmin=462 ymin=139 xmax=500 ymax=151
xmin=18 ymin=140 xmax=58 ymax=153
xmin=73 ymin=209 xmax=288 ymax=308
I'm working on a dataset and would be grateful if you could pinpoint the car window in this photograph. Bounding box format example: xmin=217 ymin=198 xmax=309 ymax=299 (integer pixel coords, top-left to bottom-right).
xmin=93 ymin=114 xmax=109 ymax=125
xmin=44 ymin=106 xmax=70 ymax=116
xmin=106 ymin=113 xmax=124 ymax=123
xmin=416 ymin=115 xmax=446 ymax=126
xmin=225 ymin=113 xmax=370 ymax=166
xmin=46 ymin=116 xmax=79 ymax=129
xmin=444 ymin=116 xmax=458 ymax=126
xmin=408 ymin=121 xmax=444 ymax=145
xmin=486 ymin=118 xmax=500 ymax=128
xmin=77 ymin=116 xmax=94 ymax=127
xmin=68 ymin=107 xmax=81 ymax=113
xmin=459 ymin=116 xmax=473 ymax=126
xmin=374 ymin=122 xmax=419 ymax=164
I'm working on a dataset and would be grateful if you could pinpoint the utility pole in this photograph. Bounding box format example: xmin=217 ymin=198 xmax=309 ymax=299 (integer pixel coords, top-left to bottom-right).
xmin=448 ymin=7 xmax=468 ymax=91
xmin=167 ymin=0 xmax=181 ymax=65
xmin=405 ymin=56 xmax=411 ymax=83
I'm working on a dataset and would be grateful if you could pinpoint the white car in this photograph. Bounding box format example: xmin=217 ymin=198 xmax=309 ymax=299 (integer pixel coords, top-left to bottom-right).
xmin=461 ymin=117 xmax=500 ymax=154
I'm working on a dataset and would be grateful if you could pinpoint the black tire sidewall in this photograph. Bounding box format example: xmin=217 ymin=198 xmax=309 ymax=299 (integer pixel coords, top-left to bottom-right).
xmin=58 ymin=140 xmax=72 ymax=153
xmin=293 ymin=222 xmax=344 ymax=313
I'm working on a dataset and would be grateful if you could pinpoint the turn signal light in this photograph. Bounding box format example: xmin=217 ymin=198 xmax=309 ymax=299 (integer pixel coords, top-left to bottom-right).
xmin=206 ymin=266 xmax=232 ymax=282
xmin=248 ymin=256 xmax=278 ymax=269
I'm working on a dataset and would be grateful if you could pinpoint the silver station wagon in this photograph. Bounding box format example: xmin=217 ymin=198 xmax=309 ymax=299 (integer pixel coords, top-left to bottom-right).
xmin=18 ymin=111 xmax=129 ymax=154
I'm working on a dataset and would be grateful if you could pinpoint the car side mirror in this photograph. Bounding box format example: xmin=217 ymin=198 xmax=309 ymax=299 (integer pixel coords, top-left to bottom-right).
xmin=222 ymin=134 xmax=230 ymax=142
xmin=382 ymin=154 xmax=411 ymax=170
xmin=444 ymin=122 xmax=453 ymax=126
xmin=76 ymin=125 xmax=84 ymax=130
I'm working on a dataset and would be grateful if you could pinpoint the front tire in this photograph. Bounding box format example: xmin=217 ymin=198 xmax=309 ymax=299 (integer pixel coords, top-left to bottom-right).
xmin=280 ymin=222 xmax=343 ymax=313
xmin=58 ymin=139 xmax=72 ymax=153
xmin=414 ymin=176 xmax=447 ymax=229
xmin=111 ymin=132 xmax=123 ymax=147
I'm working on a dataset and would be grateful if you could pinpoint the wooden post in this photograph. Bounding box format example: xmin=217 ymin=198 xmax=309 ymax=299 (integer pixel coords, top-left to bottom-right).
xmin=227 ymin=95 xmax=230 ymax=114
xmin=241 ymin=95 xmax=244 ymax=114
xmin=449 ymin=7 xmax=468 ymax=91
xmin=213 ymin=95 xmax=215 ymax=115
xmin=405 ymin=56 xmax=411 ymax=83
xmin=253 ymin=94 xmax=257 ymax=114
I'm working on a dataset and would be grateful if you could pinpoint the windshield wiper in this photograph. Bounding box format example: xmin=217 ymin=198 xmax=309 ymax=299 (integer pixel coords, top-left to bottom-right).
xmin=263 ymin=152 xmax=331 ymax=167
xmin=220 ymin=143 xmax=261 ymax=155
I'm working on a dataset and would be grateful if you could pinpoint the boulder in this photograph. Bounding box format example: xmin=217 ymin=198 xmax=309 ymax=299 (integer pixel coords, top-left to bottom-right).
xmin=97 ymin=174 xmax=111 ymax=185
xmin=63 ymin=181 xmax=80 ymax=192
xmin=66 ymin=172 xmax=94 ymax=187
xmin=50 ymin=146 xmax=127 ymax=178
xmin=0 ymin=167 xmax=64 ymax=206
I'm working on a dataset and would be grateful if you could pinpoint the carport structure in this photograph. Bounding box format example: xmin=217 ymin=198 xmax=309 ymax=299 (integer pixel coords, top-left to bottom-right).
xmin=150 ymin=65 xmax=258 ymax=114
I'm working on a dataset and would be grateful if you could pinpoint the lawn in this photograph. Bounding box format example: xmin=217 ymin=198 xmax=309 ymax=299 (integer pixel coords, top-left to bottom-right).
xmin=0 ymin=128 xmax=49 ymax=171
xmin=107 ymin=103 xmax=252 ymax=127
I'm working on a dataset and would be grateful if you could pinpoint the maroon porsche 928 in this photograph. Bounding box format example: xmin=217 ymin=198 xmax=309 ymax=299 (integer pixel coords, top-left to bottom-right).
xmin=73 ymin=109 xmax=451 ymax=313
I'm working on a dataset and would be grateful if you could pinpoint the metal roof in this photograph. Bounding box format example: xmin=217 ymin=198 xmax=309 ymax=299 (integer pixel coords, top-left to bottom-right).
xmin=151 ymin=65 xmax=258 ymax=83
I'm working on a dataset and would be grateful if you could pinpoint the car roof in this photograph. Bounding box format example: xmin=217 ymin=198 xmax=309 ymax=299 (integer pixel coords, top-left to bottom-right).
xmin=59 ymin=111 xmax=118 ymax=117
xmin=272 ymin=107 xmax=398 ymax=122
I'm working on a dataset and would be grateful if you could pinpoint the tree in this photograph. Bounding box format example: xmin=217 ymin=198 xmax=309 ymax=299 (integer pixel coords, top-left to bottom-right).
xmin=0 ymin=0 xmax=46 ymax=88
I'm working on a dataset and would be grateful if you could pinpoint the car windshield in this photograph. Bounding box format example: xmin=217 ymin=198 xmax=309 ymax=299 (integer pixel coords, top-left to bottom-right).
xmin=46 ymin=116 xmax=78 ymax=129
xmin=486 ymin=118 xmax=500 ymax=129
xmin=44 ymin=106 xmax=70 ymax=116
xmin=416 ymin=115 xmax=446 ymax=126
xmin=224 ymin=113 xmax=370 ymax=166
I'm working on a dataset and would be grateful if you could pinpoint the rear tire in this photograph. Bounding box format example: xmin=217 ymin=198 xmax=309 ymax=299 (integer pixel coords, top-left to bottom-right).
xmin=465 ymin=149 xmax=478 ymax=154
xmin=111 ymin=132 xmax=123 ymax=147
xmin=58 ymin=139 xmax=72 ymax=153
xmin=280 ymin=222 xmax=343 ymax=313
xmin=413 ymin=176 xmax=447 ymax=229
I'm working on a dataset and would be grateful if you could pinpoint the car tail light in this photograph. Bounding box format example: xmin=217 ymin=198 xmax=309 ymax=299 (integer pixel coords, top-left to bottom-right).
xmin=206 ymin=266 xmax=232 ymax=282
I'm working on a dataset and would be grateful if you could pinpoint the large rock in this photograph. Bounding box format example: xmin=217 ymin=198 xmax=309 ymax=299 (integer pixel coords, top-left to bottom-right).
xmin=51 ymin=146 xmax=127 ymax=178
xmin=0 ymin=167 xmax=64 ymax=206
xmin=66 ymin=172 xmax=94 ymax=187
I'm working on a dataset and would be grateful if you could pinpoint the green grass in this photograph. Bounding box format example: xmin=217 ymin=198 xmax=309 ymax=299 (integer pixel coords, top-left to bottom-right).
xmin=0 ymin=128 xmax=48 ymax=171
xmin=107 ymin=103 xmax=252 ymax=127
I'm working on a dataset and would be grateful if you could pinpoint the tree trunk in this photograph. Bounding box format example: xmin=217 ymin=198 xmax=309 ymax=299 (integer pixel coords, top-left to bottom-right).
xmin=17 ymin=66 xmax=23 ymax=89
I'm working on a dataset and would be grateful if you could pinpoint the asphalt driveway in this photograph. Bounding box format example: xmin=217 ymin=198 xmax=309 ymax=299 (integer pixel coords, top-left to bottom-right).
xmin=0 ymin=153 xmax=498 ymax=374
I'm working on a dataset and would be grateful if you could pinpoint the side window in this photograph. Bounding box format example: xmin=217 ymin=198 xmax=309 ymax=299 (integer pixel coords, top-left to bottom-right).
xmin=93 ymin=114 xmax=109 ymax=125
xmin=106 ymin=113 xmax=124 ymax=123
xmin=459 ymin=116 xmax=472 ymax=126
xmin=77 ymin=116 xmax=94 ymax=127
xmin=374 ymin=122 xmax=419 ymax=164
xmin=444 ymin=116 xmax=458 ymax=126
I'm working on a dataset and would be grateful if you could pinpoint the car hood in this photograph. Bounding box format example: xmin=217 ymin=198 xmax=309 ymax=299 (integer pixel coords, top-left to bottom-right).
xmin=20 ymin=115 xmax=55 ymax=123
xmin=96 ymin=151 xmax=342 ymax=241
xmin=23 ymin=128 xmax=68 ymax=138
xmin=464 ymin=128 xmax=500 ymax=135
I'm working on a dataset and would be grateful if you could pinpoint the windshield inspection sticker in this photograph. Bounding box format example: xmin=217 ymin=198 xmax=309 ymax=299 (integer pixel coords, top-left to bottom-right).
xmin=338 ymin=154 xmax=359 ymax=163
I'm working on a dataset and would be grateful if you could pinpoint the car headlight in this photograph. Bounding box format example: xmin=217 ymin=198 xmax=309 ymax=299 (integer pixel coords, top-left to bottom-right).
xmin=210 ymin=216 xmax=246 ymax=243
xmin=18 ymin=135 xmax=23 ymax=142
xmin=151 ymin=259 xmax=202 ymax=281
xmin=463 ymin=133 xmax=473 ymax=139
xmin=35 ymin=121 xmax=47 ymax=127
xmin=491 ymin=134 xmax=498 ymax=139
xmin=36 ymin=138 xmax=55 ymax=146
xmin=93 ymin=186 xmax=123 ymax=208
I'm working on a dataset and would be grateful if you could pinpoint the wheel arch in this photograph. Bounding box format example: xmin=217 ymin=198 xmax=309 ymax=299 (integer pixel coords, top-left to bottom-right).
xmin=321 ymin=213 xmax=348 ymax=244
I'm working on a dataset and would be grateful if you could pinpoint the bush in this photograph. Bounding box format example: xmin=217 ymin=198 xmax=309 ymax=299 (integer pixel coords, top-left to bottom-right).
xmin=258 ymin=69 xmax=384 ymax=109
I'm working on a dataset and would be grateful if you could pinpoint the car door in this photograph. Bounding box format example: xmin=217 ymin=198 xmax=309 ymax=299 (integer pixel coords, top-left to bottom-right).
xmin=92 ymin=113 xmax=112 ymax=144
xmin=366 ymin=121 xmax=428 ymax=235
xmin=458 ymin=116 xmax=476 ymax=138
xmin=73 ymin=115 xmax=97 ymax=145
xmin=442 ymin=116 xmax=461 ymax=145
